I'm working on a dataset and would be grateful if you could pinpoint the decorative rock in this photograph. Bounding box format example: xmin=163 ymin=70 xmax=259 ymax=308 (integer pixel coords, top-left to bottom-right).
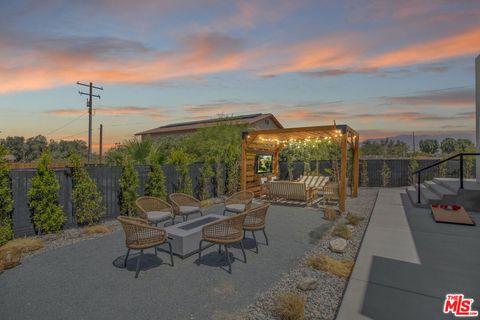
xmin=347 ymin=224 xmax=355 ymax=233
xmin=297 ymin=277 xmax=318 ymax=291
xmin=329 ymin=238 xmax=348 ymax=253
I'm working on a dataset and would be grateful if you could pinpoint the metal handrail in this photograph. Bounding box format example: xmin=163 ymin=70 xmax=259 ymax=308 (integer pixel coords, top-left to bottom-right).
xmin=413 ymin=152 xmax=480 ymax=204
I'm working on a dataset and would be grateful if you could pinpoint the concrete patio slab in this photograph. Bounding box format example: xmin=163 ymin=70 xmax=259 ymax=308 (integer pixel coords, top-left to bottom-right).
xmin=337 ymin=188 xmax=480 ymax=320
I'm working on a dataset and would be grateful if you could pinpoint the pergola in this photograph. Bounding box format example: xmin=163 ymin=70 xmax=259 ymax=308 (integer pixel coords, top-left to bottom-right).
xmin=240 ymin=124 xmax=360 ymax=212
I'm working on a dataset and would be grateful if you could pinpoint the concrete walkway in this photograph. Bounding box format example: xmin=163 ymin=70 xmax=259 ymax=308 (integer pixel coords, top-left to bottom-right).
xmin=0 ymin=204 xmax=330 ymax=320
xmin=337 ymin=188 xmax=480 ymax=320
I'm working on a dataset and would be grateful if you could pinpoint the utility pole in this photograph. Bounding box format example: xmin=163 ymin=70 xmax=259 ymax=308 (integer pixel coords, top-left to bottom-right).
xmin=77 ymin=81 xmax=103 ymax=164
xmin=412 ymin=132 xmax=416 ymax=155
xmin=99 ymin=124 xmax=103 ymax=164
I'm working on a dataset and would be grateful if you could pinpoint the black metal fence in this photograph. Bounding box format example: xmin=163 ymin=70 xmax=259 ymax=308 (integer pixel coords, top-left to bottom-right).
xmin=9 ymin=163 xmax=224 ymax=237
xmin=8 ymin=159 xmax=476 ymax=236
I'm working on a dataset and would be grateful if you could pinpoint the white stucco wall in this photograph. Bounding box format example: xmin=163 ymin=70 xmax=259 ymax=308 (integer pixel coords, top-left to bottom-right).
xmin=476 ymin=55 xmax=480 ymax=182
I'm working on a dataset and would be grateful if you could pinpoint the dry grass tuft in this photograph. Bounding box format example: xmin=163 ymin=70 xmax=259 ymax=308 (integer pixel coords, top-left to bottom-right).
xmin=333 ymin=222 xmax=352 ymax=240
xmin=306 ymin=254 xmax=354 ymax=278
xmin=82 ymin=225 xmax=110 ymax=235
xmin=1 ymin=237 xmax=44 ymax=253
xmin=347 ymin=212 xmax=364 ymax=226
xmin=274 ymin=292 xmax=305 ymax=320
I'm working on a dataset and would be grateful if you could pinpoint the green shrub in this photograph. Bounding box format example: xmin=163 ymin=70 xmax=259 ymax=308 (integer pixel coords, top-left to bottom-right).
xmin=28 ymin=151 xmax=65 ymax=233
xmin=69 ymin=154 xmax=104 ymax=225
xmin=381 ymin=161 xmax=390 ymax=187
xmin=145 ymin=163 xmax=167 ymax=200
xmin=333 ymin=222 xmax=352 ymax=240
xmin=199 ymin=162 xmax=214 ymax=200
xmin=119 ymin=157 xmax=139 ymax=216
xmin=360 ymin=160 xmax=369 ymax=187
xmin=408 ymin=157 xmax=418 ymax=185
xmin=167 ymin=149 xmax=192 ymax=195
xmin=0 ymin=146 xmax=13 ymax=244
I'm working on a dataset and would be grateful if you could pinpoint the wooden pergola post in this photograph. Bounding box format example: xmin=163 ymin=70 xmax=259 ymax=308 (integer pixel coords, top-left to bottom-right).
xmin=240 ymin=132 xmax=247 ymax=191
xmin=339 ymin=134 xmax=347 ymax=212
xmin=352 ymin=135 xmax=360 ymax=197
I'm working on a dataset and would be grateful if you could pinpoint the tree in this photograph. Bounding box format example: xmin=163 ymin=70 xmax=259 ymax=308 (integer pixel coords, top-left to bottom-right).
xmin=0 ymin=136 xmax=25 ymax=161
xmin=0 ymin=146 xmax=14 ymax=244
xmin=360 ymin=139 xmax=409 ymax=158
xmin=68 ymin=154 xmax=104 ymax=225
xmin=28 ymin=151 xmax=65 ymax=233
xmin=50 ymin=140 xmax=87 ymax=160
xmin=125 ymin=137 xmax=153 ymax=165
xmin=440 ymin=138 xmax=457 ymax=155
xmin=419 ymin=139 xmax=439 ymax=155
xmin=24 ymin=135 xmax=48 ymax=162
xmin=456 ymin=139 xmax=474 ymax=152
xmin=119 ymin=157 xmax=139 ymax=216
xmin=145 ymin=163 xmax=167 ymax=200
xmin=105 ymin=145 xmax=128 ymax=165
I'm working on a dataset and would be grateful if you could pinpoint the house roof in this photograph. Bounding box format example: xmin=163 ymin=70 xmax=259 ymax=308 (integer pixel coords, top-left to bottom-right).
xmin=135 ymin=113 xmax=283 ymax=136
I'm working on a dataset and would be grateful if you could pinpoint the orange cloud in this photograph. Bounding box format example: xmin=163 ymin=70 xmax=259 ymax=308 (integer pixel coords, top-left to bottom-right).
xmin=368 ymin=27 xmax=480 ymax=68
xmin=0 ymin=32 xmax=255 ymax=94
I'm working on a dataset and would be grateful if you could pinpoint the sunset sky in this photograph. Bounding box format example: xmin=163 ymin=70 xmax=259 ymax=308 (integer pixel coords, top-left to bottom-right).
xmin=0 ymin=0 xmax=479 ymax=150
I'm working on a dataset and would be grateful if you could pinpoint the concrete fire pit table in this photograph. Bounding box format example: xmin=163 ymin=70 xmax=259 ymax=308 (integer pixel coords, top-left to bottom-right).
xmin=165 ymin=214 xmax=225 ymax=258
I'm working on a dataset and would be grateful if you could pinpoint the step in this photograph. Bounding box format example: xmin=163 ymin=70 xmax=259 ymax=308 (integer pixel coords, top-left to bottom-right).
xmin=406 ymin=186 xmax=429 ymax=208
xmin=415 ymin=184 xmax=441 ymax=203
xmin=424 ymin=180 xmax=456 ymax=198
xmin=432 ymin=178 xmax=459 ymax=193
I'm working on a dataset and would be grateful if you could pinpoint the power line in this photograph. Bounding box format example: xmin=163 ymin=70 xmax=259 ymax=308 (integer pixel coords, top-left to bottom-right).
xmin=44 ymin=111 xmax=88 ymax=136
xmin=56 ymin=130 xmax=89 ymax=141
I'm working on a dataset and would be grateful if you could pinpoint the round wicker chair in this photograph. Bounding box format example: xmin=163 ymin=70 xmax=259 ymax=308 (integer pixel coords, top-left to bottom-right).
xmin=243 ymin=203 xmax=270 ymax=253
xmin=198 ymin=213 xmax=248 ymax=273
xmin=117 ymin=216 xmax=174 ymax=278
xmin=223 ymin=190 xmax=254 ymax=215
xmin=169 ymin=193 xmax=203 ymax=224
xmin=135 ymin=196 xmax=173 ymax=226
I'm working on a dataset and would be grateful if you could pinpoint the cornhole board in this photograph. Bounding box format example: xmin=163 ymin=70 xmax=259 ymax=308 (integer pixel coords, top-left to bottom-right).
xmin=431 ymin=206 xmax=476 ymax=226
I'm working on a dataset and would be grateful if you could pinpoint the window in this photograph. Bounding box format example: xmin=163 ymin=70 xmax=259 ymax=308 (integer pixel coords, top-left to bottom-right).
xmin=264 ymin=119 xmax=270 ymax=125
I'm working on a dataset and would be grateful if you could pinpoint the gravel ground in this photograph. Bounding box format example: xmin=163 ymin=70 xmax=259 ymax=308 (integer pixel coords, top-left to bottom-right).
xmin=20 ymin=219 xmax=122 ymax=259
xmin=242 ymin=188 xmax=379 ymax=320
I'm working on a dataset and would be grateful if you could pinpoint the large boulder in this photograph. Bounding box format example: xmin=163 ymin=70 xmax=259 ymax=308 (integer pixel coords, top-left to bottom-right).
xmin=329 ymin=238 xmax=348 ymax=253
xmin=297 ymin=277 xmax=318 ymax=291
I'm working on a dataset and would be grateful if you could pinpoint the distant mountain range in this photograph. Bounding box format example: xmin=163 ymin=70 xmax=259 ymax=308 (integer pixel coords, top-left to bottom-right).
xmin=365 ymin=132 xmax=476 ymax=149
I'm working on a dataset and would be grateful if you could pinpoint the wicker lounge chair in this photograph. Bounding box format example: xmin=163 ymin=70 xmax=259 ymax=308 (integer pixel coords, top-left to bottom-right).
xmin=223 ymin=190 xmax=254 ymax=215
xmin=117 ymin=216 xmax=174 ymax=278
xmin=243 ymin=203 xmax=270 ymax=253
xmin=267 ymin=181 xmax=316 ymax=206
xmin=136 ymin=196 xmax=173 ymax=226
xmin=169 ymin=193 xmax=203 ymax=223
xmin=198 ymin=212 xmax=247 ymax=273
